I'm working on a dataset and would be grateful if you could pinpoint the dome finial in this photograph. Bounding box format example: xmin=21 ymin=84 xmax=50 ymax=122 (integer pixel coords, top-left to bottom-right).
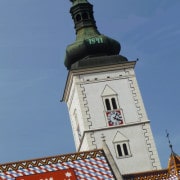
xmin=70 ymin=0 xmax=88 ymax=4
xmin=64 ymin=1 xmax=126 ymax=70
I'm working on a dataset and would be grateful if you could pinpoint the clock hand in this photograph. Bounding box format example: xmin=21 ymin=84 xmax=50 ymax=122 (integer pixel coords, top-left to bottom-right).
xmin=114 ymin=113 xmax=117 ymax=119
xmin=115 ymin=113 xmax=119 ymax=120
xmin=115 ymin=113 xmax=121 ymax=121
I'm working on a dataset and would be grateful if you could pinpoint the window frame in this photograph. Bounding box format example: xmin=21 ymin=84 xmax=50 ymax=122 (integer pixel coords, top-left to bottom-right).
xmin=103 ymin=96 xmax=119 ymax=111
xmin=114 ymin=141 xmax=131 ymax=159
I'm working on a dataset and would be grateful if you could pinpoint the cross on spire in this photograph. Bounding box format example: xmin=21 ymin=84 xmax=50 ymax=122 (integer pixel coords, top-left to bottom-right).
xmin=166 ymin=130 xmax=174 ymax=153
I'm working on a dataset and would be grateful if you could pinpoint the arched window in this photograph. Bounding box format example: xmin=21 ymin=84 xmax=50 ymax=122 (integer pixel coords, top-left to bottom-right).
xmin=104 ymin=97 xmax=118 ymax=111
xmin=111 ymin=98 xmax=117 ymax=109
xmin=117 ymin=144 xmax=122 ymax=157
xmin=101 ymin=85 xmax=121 ymax=113
xmin=76 ymin=14 xmax=81 ymax=22
xmin=115 ymin=142 xmax=131 ymax=158
xmin=123 ymin=143 xmax=129 ymax=156
xmin=113 ymin=132 xmax=131 ymax=158
xmin=105 ymin=99 xmax=111 ymax=110
xmin=82 ymin=12 xmax=89 ymax=20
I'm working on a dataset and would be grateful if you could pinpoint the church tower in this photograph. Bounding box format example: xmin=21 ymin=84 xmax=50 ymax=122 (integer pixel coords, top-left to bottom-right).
xmin=63 ymin=0 xmax=161 ymax=174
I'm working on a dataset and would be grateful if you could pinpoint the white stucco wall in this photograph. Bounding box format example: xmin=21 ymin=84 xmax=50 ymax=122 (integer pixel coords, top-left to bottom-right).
xmin=64 ymin=62 xmax=161 ymax=174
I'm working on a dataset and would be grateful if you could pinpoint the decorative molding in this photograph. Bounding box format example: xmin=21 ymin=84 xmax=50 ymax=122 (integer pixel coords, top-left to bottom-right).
xmin=128 ymin=78 xmax=143 ymax=121
xmin=90 ymin=132 xmax=97 ymax=149
xmin=76 ymin=84 xmax=98 ymax=151
xmin=78 ymin=84 xmax=92 ymax=129
xmin=0 ymin=150 xmax=104 ymax=173
xmin=70 ymin=61 xmax=136 ymax=76
xmin=142 ymin=123 xmax=158 ymax=170
xmin=113 ymin=131 xmax=128 ymax=143
xmin=76 ymin=74 xmax=135 ymax=85
xmin=101 ymin=84 xmax=117 ymax=97
xmin=62 ymin=62 xmax=136 ymax=104
xmin=81 ymin=120 xmax=150 ymax=135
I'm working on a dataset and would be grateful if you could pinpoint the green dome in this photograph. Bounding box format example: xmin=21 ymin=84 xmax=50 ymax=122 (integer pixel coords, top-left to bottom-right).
xmin=65 ymin=34 xmax=121 ymax=69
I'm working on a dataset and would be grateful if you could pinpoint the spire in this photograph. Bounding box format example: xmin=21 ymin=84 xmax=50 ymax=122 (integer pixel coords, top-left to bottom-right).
xmin=64 ymin=0 xmax=127 ymax=70
xmin=168 ymin=152 xmax=180 ymax=179
xmin=166 ymin=130 xmax=180 ymax=179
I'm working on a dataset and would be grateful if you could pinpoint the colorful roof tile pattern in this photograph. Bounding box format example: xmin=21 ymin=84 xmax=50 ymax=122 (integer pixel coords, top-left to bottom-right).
xmin=123 ymin=151 xmax=180 ymax=180
xmin=168 ymin=152 xmax=180 ymax=179
xmin=0 ymin=150 xmax=116 ymax=180
xmin=15 ymin=169 xmax=77 ymax=180
xmin=123 ymin=169 xmax=169 ymax=180
xmin=1 ymin=149 xmax=179 ymax=180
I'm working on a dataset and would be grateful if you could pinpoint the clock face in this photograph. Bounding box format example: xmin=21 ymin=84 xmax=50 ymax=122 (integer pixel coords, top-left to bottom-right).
xmin=106 ymin=110 xmax=123 ymax=126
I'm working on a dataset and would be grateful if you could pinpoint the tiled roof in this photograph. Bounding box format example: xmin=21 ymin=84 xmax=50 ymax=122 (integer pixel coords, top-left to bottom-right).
xmin=123 ymin=169 xmax=169 ymax=180
xmin=168 ymin=152 xmax=180 ymax=179
xmin=123 ymin=151 xmax=180 ymax=180
xmin=0 ymin=149 xmax=116 ymax=180
xmin=0 ymin=149 xmax=179 ymax=180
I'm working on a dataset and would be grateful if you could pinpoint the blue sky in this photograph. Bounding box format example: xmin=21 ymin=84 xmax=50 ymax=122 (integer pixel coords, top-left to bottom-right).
xmin=0 ymin=0 xmax=179 ymax=168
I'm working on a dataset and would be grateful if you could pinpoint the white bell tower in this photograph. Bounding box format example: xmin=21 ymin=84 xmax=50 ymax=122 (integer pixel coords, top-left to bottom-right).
xmin=63 ymin=0 xmax=161 ymax=175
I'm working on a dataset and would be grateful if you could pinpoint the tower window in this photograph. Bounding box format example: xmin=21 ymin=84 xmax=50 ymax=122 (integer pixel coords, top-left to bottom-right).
xmin=82 ymin=12 xmax=89 ymax=20
xmin=102 ymin=85 xmax=125 ymax=126
xmin=76 ymin=14 xmax=81 ymax=22
xmin=113 ymin=131 xmax=131 ymax=158
xmin=105 ymin=99 xmax=111 ymax=110
xmin=111 ymin=98 xmax=117 ymax=109
xmin=117 ymin=144 xmax=122 ymax=157
xmin=115 ymin=142 xmax=131 ymax=158
xmin=102 ymin=85 xmax=123 ymax=120
xmin=123 ymin=143 xmax=129 ymax=156
xmin=104 ymin=97 xmax=118 ymax=111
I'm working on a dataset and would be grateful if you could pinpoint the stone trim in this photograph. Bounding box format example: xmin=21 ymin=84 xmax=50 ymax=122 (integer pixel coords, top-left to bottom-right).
xmin=77 ymin=84 xmax=92 ymax=129
xmin=128 ymin=77 xmax=143 ymax=121
xmin=142 ymin=123 xmax=161 ymax=170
